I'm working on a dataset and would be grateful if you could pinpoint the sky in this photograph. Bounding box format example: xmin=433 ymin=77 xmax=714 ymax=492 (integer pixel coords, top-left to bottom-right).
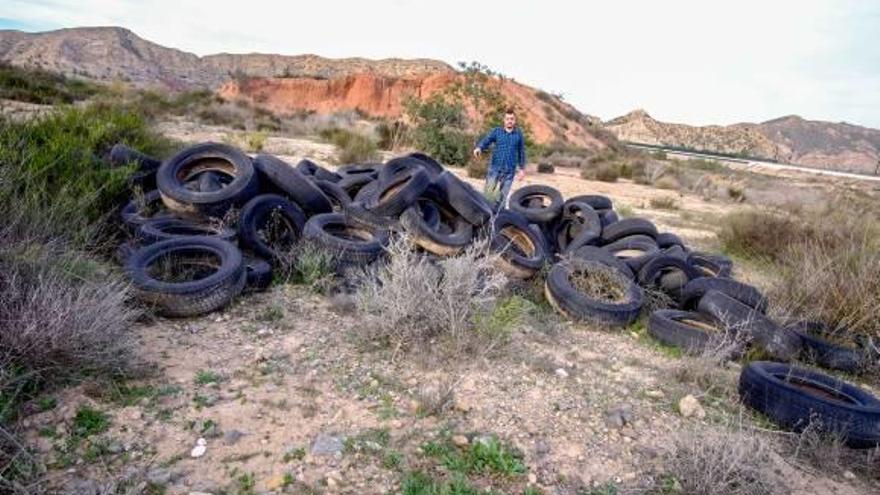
xmin=2 ymin=0 xmax=879 ymax=128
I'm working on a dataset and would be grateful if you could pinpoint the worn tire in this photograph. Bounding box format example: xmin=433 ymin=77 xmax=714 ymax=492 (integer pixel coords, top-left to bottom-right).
xmin=656 ymin=232 xmax=685 ymax=249
xmin=314 ymin=179 xmax=351 ymax=211
xmin=545 ymin=259 xmax=643 ymax=327
xmin=599 ymin=209 xmax=619 ymax=228
xmin=121 ymin=190 xmax=173 ymax=232
xmin=739 ymin=361 xmax=880 ymax=448
xmin=565 ymin=194 xmax=612 ymax=211
xmin=509 ymin=185 xmax=564 ymax=224
xmin=600 ymin=217 xmax=658 ymax=244
xmin=244 ymin=256 xmax=273 ymax=292
xmin=365 ymin=167 xmax=430 ymax=217
xmin=637 ymin=255 xmax=702 ymax=296
xmin=648 ymin=309 xmax=730 ymax=354
xmin=137 ymin=217 xmax=237 ymax=245
xmin=490 ymin=210 xmax=546 ymax=279
xmin=109 ymin=143 xmax=161 ymax=172
xmin=404 ymin=152 xmax=444 ymax=177
xmin=253 ymin=154 xmax=332 ymax=214
xmin=238 ymin=194 xmax=307 ymax=263
xmin=303 ymin=213 xmax=389 ymax=266
xmin=296 ymin=159 xmax=342 ymax=182
xmin=687 ymin=251 xmax=733 ymax=278
xmin=433 ymin=171 xmax=492 ymax=226
xmin=787 ymin=321 xmax=869 ymax=374
xmin=570 ymin=246 xmax=635 ymax=280
xmin=698 ymin=290 xmax=802 ymax=361
xmin=126 ymin=237 xmax=245 ymax=317
xmin=157 ymin=143 xmax=258 ymax=218
xmin=400 ymin=201 xmax=473 ymax=256
xmin=680 ymin=277 xmax=768 ymax=313
xmin=379 ymin=156 xmax=430 ymax=183
xmin=602 ymin=235 xmax=660 ymax=273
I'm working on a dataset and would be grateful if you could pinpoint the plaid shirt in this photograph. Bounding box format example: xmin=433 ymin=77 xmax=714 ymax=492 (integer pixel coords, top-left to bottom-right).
xmin=476 ymin=126 xmax=526 ymax=175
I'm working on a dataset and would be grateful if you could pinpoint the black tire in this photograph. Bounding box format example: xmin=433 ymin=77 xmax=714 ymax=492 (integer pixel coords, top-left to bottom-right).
xmin=296 ymin=159 xmax=342 ymax=183
xmin=253 ymin=154 xmax=332 ymax=214
xmin=561 ymin=201 xmax=602 ymax=242
xmin=126 ymin=236 xmax=245 ymax=317
xmin=365 ymin=167 xmax=430 ymax=217
xmin=490 ymin=210 xmax=546 ymax=279
xmin=351 ymin=177 xmax=380 ymax=202
xmin=344 ymin=201 xmax=400 ymax=231
xmin=599 ymin=209 xmax=619 ymax=228
xmin=698 ymin=290 xmax=802 ymax=361
xmin=400 ymin=201 xmax=473 ymax=256
xmin=121 ymin=190 xmax=173 ymax=232
xmin=303 ymin=213 xmax=389 ymax=266
xmin=433 ymin=171 xmax=492 ymax=226
xmin=565 ymin=194 xmax=612 ymax=211
xmin=545 ymin=259 xmax=643 ymax=327
xmin=197 ymin=171 xmax=225 ymax=192
xmin=157 ymin=143 xmax=259 ymax=218
xmin=637 ymin=255 xmax=701 ymax=292
xmin=244 ymin=256 xmax=273 ymax=292
xmin=600 ymin=217 xmax=658 ymax=244
xmin=238 ymin=194 xmax=307 ymax=263
xmin=570 ymin=246 xmax=635 ymax=280
xmin=338 ymin=163 xmax=381 ymax=179
xmin=379 ymin=156 xmax=430 ymax=183
xmin=137 ymin=217 xmax=237 ymax=245
xmin=739 ymin=361 xmax=880 ymax=448
xmin=509 ymin=185 xmax=564 ymax=224
xmin=687 ymin=251 xmax=733 ymax=278
xmin=787 ymin=321 xmax=869 ymax=374
xmin=648 ymin=309 xmax=730 ymax=354
xmin=656 ymin=232 xmax=684 ymax=249
xmin=314 ymin=179 xmax=351 ymax=211
xmin=404 ymin=152 xmax=444 ymax=177
xmin=109 ymin=143 xmax=161 ymax=172
xmin=115 ymin=240 xmax=138 ymax=265
xmin=680 ymin=277 xmax=768 ymax=313
xmin=601 ymin=235 xmax=660 ymax=272
xmin=663 ymin=245 xmax=688 ymax=260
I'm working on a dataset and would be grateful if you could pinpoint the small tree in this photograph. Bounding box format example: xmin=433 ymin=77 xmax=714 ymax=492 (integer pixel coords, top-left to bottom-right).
xmin=403 ymin=94 xmax=473 ymax=167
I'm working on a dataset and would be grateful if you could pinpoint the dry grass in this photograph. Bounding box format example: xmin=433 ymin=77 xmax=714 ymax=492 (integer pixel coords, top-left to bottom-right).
xmin=658 ymin=425 xmax=782 ymax=495
xmin=649 ymin=196 xmax=679 ymax=210
xmin=581 ymin=161 xmax=620 ymax=182
xmin=353 ymin=237 xmax=508 ymax=356
xmin=568 ymin=263 xmax=629 ymax=303
xmin=783 ymin=419 xmax=880 ymax=483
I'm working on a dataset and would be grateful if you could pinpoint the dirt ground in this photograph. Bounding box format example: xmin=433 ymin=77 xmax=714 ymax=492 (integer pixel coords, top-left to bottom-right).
xmin=21 ymin=121 xmax=880 ymax=494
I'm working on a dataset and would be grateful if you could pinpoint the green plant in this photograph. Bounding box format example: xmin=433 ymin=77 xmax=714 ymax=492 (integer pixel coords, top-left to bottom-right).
xmin=246 ymin=130 xmax=267 ymax=152
xmin=72 ymin=406 xmax=110 ymax=437
xmin=581 ymin=162 xmax=620 ymax=182
xmin=319 ymin=127 xmax=379 ymax=163
xmin=422 ymin=436 xmax=526 ymax=477
xmin=194 ymin=370 xmax=223 ymax=386
xmin=282 ymin=241 xmax=338 ymax=291
xmin=283 ymin=447 xmax=306 ymax=462
xmin=404 ymin=94 xmax=473 ymax=167
xmin=0 ymin=62 xmax=102 ymax=105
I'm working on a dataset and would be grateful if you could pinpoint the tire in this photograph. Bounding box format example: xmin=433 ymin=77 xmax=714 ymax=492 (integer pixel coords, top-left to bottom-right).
xmin=364 ymin=167 xmax=430 ymax=217
xmin=350 ymin=177 xmax=380 ymax=201
xmin=648 ymin=309 xmax=731 ymax=354
xmin=296 ymin=159 xmax=342 ymax=183
xmin=638 ymin=254 xmax=700 ymax=292
xmin=599 ymin=210 xmax=619 ymax=228
xmin=663 ymin=245 xmax=688 ymax=260
xmin=570 ymin=246 xmax=635 ymax=280
xmin=137 ymin=217 xmax=237 ymax=245
xmin=314 ymin=179 xmax=351 ymax=211
xmin=238 ymin=194 xmax=307 ymax=263
xmin=545 ymin=259 xmax=643 ymax=327
xmin=303 ymin=213 xmax=389 ymax=266
xmin=565 ymin=194 xmax=612 ymax=211
xmin=687 ymin=251 xmax=733 ymax=278
xmin=344 ymin=201 xmax=400 ymax=231
xmin=509 ymin=185 xmax=564 ymax=224
xmin=157 ymin=143 xmax=259 ymax=218
xmin=600 ymin=217 xmax=658 ymax=244
xmin=126 ymin=237 xmax=245 ymax=317
xmin=197 ymin=171 xmax=224 ymax=192
xmin=115 ymin=240 xmax=138 ymax=265
xmin=433 ymin=171 xmax=493 ymax=226
xmin=404 ymin=152 xmax=444 ymax=177
xmin=490 ymin=210 xmax=546 ymax=279
xmin=121 ymin=190 xmax=173 ymax=232
xmin=680 ymin=277 xmax=768 ymax=313
xmin=602 ymin=235 xmax=660 ymax=272
xmin=739 ymin=361 xmax=880 ymax=448
xmin=656 ymin=232 xmax=684 ymax=249
xmin=379 ymin=156 xmax=431 ymax=183
xmin=109 ymin=144 xmax=161 ymax=172
xmin=697 ymin=290 xmax=802 ymax=361
xmin=561 ymin=201 xmax=602 ymax=242
xmin=787 ymin=321 xmax=869 ymax=374
xmin=244 ymin=256 xmax=273 ymax=292
xmin=338 ymin=163 xmax=381 ymax=180
xmin=400 ymin=201 xmax=473 ymax=256
xmin=253 ymin=154 xmax=332 ymax=214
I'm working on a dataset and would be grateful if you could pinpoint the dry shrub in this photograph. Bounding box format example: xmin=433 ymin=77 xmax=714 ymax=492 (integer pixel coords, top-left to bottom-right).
xmin=783 ymin=419 xmax=880 ymax=482
xmin=718 ymin=210 xmax=816 ymax=262
xmin=649 ymin=196 xmax=678 ymax=210
xmin=466 ymin=159 xmax=487 ymax=179
xmin=569 ymin=263 xmax=629 ymax=303
xmin=581 ymin=161 xmax=619 ymax=182
xmin=353 ymin=237 xmax=507 ymax=356
xmin=536 ymin=162 xmax=555 ymax=174
xmin=653 ymin=175 xmax=681 ymax=190
xmin=660 ymin=425 xmax=782 ymax=495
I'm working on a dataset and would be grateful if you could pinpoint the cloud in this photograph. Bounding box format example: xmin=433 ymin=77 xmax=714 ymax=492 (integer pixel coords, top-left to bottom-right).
xmin=1 ymin=0 xmax=877 ymax=127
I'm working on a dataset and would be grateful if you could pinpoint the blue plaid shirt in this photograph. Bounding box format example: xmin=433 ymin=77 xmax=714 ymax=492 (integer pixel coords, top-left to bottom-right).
xmin=476 ymin=126 xmax=526 ymax=175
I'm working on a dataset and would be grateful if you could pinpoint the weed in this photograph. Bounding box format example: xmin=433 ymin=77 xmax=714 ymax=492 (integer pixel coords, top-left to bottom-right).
xmin=194 ymin=370 xmax=223 ymax=386
xmin=649 ymin=196 xmax=678 ymax=210
xmin=246 ymin=131 xmax=267 ymax=152
xmin=280 ymin=241 xmax=338 ymax=291
xmin=235 ymin=472 xmax=256 ymax=495
xmin=283 ymin=447 xmax=306 ymax=462
xmin=72 ymin=406 xmax=110 ymax=438
xmin=0 ymin=62 xmax=102 ymax=105
xmin=320 ymin=127 xmax=379 ymax=163
xmin=422 ymin=435 xmax=526 ymax=477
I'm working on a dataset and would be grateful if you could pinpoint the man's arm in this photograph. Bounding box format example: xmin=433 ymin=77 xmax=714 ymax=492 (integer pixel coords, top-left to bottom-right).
xmin=516 ymin=132 xmax=527 ymax=179
xmin=473 ymin=128 xmax=497 ymax=157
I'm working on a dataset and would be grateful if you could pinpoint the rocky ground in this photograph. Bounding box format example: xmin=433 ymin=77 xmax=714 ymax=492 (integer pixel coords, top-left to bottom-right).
xmin=19 ymin=121 xmax=880 ymax=494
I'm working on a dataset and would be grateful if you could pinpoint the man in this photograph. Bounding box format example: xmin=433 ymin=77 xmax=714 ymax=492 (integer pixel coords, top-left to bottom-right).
xmin=473 ymin=109 xmax=526 ymax=210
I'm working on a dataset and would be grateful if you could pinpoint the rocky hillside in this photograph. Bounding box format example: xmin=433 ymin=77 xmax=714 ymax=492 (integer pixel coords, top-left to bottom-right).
xmin=606 ymin=110 xmax=880 ymax=174
xmin=0 ymin=26 xmax=605 ymax=149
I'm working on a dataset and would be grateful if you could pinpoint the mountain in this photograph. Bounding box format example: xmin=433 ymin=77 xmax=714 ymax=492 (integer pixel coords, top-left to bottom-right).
xmin=605 ymin=110 xmax=880 ymax=174
xmin=0 ymin=26 xmax=605 ymax=149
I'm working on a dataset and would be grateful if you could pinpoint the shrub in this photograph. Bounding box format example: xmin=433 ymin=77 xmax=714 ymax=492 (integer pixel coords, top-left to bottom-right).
xmin=353 ymin=238 xmax=507 ymax=355
xmin=466 ymin=159 xmax=487 ymax=179
xmin=653 ymin=175 xmax=681 ymax=190
xmin=0 ymin=63 xmax=101 ymax=105
xmin=320 ymin=127 xmax=379 ymax=163
xmin=649 ymin=196 xmax=678 ymax=210
xmin=246 ymin=130 xmax=267 ymax=152
xmin=581 ymin=162 xmax=620 ymax=182
xmin=536 ymin=163 xmax=554 ymax=174
xmin=403 ymin=95 xmax=473 ymax=167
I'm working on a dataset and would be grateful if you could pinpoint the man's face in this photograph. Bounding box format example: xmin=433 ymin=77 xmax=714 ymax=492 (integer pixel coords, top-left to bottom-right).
xmin=503 ymin=113 xmax=516 ymax=129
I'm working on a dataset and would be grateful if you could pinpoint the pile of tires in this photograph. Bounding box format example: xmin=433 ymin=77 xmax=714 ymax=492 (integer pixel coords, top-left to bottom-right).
xmin=110 ymin=144 xmax=491 ymax=317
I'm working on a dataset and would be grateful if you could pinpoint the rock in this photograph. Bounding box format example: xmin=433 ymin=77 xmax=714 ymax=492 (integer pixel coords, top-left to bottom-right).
xmin=843 ymin=470 xmax=856 ymax=480
xmin=451 ymin=435 xmax=469 ymax=447
xmin=453 ymin=397 xmax=472 ymax=413
xmin=554 ymin=368 xmax=569 ymax=379
xmin=224 ymin=429 xmax=245 ymax=445
xmin=534 ymin=438 xmax=550 ymax=456
xmin=678 ymin=395 xmax=706 ymax=419
xmin=146 ymin=468 xmax=174 ymax=486
xmin=311 ymin=432 xmax=344 ymax=456
xmin=604 ymin=404 xmax=634 ymax=428
xmin=645 ymin=389 xmax=665 ymax=399
xmin=528 ymin=473 xmax=537 ymax=484
xmin=190 ymin=438 xmax=207 ymax=458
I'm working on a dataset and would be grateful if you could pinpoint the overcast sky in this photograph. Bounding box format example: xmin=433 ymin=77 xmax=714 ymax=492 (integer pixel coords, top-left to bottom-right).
xmin=2 ymin=0 xmax=878 ymax=128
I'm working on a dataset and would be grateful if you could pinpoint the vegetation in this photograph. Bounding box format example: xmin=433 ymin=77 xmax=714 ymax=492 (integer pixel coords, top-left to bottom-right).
xmin=319 ymin=127 xmax=379 ymax=163
xmin=0 ymin=63 xmax=102 ymax=105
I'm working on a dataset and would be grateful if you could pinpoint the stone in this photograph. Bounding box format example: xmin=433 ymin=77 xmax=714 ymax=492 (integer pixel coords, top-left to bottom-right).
xmin=645 ymin=389 xmax=665 ymax=399
xmin=554 ymin=368 xmax=569 ymax=379
xmin=604 ymin=403 xmax=634 ymax=428
xmin=311 ymin=432 xmax=344 ymax=456
xmin=146 ymin=468 xmax=174 ymax=486
xmin=224 ymin=429 xmax=245 ymax=445
xmin=678 ymin=395 xmax=706 ymax=419
xmin=528 ymin=473 xmax=537 ymax=484
xmin=843 ymin=470 xmax=856 ymax=480
xmin=451 ymin=435 xmax=469 ymax=447
xmin=190 ymin=438 xmax=207 ymax=458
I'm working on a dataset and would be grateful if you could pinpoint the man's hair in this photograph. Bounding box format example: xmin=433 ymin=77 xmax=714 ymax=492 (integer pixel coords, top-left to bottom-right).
xmin=504 ymin=108 xmax=516 ymax=116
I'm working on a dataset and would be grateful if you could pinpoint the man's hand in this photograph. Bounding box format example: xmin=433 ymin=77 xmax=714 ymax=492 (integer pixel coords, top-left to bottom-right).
xmin=516 ymin=168 xmax=526 ymax=181
xmin=473 ymin=148 xmax=482 ymax=159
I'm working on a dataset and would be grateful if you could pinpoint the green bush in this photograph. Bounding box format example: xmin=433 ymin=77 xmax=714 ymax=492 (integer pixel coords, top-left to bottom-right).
xmin=404 ymin=95 xmax=473 ymax=167
xmin=320 ymin=127 xmax=379 ymax=163
xmin=0 ymin=63 xmax=101 ymax=105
